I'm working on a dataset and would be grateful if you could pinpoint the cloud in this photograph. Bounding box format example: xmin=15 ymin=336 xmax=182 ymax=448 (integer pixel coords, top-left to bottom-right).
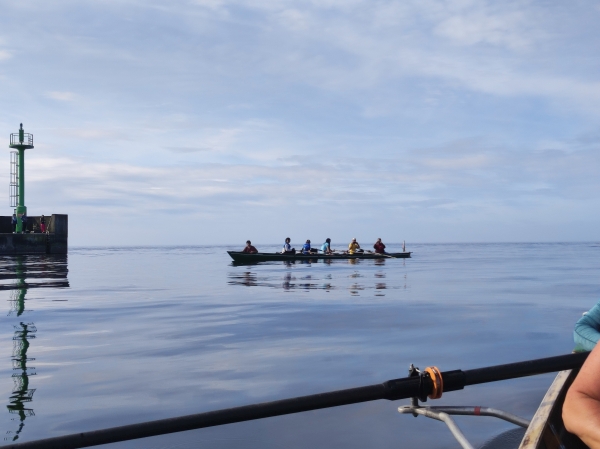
xmin=45 ymin=91 xmax=77 ymax=101
xmin=2 ymin=0 xmax=600 ymax=243
xmin=25 ymin=132 xmax=600 ymax=213
xmin=164 ymin=146 xmax=211 ymax=153
xmin=434 ymin=11 xmax=530 ymax=50
xmin=193 ymin=1 xmax=596 ymax=108
xmin=59 ymin=128 xmax=130 ymax=141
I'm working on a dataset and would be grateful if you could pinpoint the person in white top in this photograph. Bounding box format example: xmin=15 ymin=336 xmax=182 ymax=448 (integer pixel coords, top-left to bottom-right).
xmin=282 ymin=237 xmax=295 ymax=254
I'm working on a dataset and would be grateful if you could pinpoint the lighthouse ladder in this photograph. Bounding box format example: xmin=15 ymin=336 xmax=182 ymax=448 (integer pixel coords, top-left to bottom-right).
xmin=9 ymin=150 xmax=18 ymax=207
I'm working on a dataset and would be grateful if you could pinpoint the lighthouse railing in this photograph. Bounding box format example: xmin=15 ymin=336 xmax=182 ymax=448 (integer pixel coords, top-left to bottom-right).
xmin=10 ymin=133 xmax=33 ymax=147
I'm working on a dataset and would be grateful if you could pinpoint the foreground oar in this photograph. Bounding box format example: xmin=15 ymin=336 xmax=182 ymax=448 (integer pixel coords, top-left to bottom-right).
xmin=5 ymin=352 xmax=589 ymax=449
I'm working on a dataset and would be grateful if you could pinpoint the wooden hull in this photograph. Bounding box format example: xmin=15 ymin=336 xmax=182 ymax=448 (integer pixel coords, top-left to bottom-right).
xmin=227 ymin=251 xmax=412 ymax=263
xmin=518 ymin=369 xmax=588 ymax=449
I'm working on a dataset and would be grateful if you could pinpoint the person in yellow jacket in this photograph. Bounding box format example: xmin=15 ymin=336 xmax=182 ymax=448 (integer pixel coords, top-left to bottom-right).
xmin=348 ymin=238 xmax=361 ymax=254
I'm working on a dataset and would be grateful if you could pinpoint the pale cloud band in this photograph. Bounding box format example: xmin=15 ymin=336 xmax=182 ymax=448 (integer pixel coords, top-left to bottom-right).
xmin=1 ymin=0 xmax=599 ymax=244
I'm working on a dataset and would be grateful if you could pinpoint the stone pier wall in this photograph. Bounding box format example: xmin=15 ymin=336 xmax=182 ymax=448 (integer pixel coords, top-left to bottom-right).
xmin=0 ymin=214 xmax=68 ymax=254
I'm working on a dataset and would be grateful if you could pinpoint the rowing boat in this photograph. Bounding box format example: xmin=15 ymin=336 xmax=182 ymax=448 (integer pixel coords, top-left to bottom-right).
xmin=227 ymin=250 xmax=412 ymax=262
xmin=480 ymin=369 xmax=588 ymax=449
xmin=517 ymin=369 xmax=587 ymax=449
xmin=398 ymin=367 xmax=588 ymax=449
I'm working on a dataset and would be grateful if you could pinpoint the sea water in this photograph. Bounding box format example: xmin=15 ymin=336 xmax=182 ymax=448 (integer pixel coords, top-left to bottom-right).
xmin=1 ymin=243 xmax=599 ymax=449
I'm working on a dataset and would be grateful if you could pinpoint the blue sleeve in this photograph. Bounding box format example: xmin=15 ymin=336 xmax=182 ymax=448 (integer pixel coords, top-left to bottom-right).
xmin=574 ymin=301 xmax=600 ymax=351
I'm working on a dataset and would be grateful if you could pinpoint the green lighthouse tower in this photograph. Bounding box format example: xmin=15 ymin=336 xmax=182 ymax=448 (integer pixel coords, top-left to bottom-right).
xmin=9 ymin=124 xmax=33 ymax=233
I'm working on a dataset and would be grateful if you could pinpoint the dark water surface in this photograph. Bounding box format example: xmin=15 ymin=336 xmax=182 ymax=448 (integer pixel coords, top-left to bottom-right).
xmin=1 ymin=243 xmax=599 ymax=448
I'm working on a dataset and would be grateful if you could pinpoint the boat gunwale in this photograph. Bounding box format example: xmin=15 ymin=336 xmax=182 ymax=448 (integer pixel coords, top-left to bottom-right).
xmin=518 ymin=369 xmax=586 ymax=449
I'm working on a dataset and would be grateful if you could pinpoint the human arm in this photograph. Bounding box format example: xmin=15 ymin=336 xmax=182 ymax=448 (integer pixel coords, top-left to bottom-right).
xmin=563 ymin=343 xmax=600 ymax=448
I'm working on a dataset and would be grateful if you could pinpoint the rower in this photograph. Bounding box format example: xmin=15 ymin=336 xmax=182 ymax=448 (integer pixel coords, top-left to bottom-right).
xmin=302 ymin=239 xmax=311 ymax=254
xmin=573 ymin=300 xmax=600 ymax=351
xmin=242 ymin=240 xmax=258 ymax=254
xmin=373 ymin=238 xmax=386 ymax=254
xmin=563 ymin=300 xmax=600 ymax=447
xmin=282 ymin=237 xmax=295 ymax=254
xmin=348 ymin=238 xmax=361 ymax=254
xmin=321 ymin=238 xmax=332 ymax=254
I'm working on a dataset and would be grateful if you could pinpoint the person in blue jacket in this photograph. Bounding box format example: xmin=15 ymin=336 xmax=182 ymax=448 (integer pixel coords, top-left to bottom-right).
xmin=302 ymin=240 xmax=311 ymax=254
xmin=20 ymin=214 xmax=28 ymax=233
xmin=574 ymin=300 xmax=600 ymax=351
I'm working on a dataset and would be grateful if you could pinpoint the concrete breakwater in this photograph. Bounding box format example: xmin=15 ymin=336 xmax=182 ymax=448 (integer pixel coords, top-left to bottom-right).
xmin=0 ymin=214 xmax=67 ymax=254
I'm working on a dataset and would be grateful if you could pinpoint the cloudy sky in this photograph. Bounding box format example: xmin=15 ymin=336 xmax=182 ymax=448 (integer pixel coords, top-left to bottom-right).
xmin=1 ymin=0 xmax=600 ymax=246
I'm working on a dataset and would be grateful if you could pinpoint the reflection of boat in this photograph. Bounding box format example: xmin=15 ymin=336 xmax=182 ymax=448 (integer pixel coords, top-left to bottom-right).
xmin=227 ymin=251 xmax=411 ymax=263
xmin=227 ymin=271 xmax=334 ymax=291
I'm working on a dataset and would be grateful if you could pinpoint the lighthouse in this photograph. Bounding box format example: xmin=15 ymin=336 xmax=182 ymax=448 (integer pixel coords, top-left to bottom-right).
xmin=2 ymin=124 xmax=68 ymax=254
xmin=9 ymin=124 xmax=33 ymax=233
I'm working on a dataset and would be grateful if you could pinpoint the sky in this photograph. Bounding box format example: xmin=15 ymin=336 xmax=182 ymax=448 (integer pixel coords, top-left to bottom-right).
xmin=1 ymin=0 xmax=600 ymax=246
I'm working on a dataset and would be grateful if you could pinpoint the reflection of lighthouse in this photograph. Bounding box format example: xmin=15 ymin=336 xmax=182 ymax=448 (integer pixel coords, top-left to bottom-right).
xmin=8 ymin=256 xmax=27 ymax=317
xmin=5 ymin=256 xmax=35 ymax=442
xmin=2 ymin=255 xmax=69 ymax=441
xmin=7 ymin=322 xmax=37 ymax=441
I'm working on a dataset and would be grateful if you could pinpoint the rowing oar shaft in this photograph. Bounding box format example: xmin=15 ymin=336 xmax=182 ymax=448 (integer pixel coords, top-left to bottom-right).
xmin=2 ymin=379 xmax=428 ymax=449
xmin=463 ymin=351 xmax=589 ymax=386
xmin=5 ymin=352 xmax=589 ymax=449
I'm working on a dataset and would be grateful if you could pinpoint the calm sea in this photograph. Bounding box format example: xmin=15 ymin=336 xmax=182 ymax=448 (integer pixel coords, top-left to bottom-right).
xmin=1 ymin=243 xmax=599 ymax=448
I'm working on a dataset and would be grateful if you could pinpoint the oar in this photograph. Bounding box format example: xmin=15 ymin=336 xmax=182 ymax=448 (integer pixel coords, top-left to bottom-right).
xmin=365 ymin=250 xmax=394 ymax=259
xmin=4 ymin=352 xmax=589 ymax=449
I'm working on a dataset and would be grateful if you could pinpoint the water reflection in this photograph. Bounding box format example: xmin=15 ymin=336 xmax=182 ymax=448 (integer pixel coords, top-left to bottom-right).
xmin=0 ymin=255 xmax=69 ymax=290
xmin=228 ymin=271 xmax=334 ymax=291
xmin=7 ymin=322 xmax=37 ymax=441
xmin=228 ymin=258 xmax=406 ymax=296
xmin=2 ymin=255 xmax=69 ymax=442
